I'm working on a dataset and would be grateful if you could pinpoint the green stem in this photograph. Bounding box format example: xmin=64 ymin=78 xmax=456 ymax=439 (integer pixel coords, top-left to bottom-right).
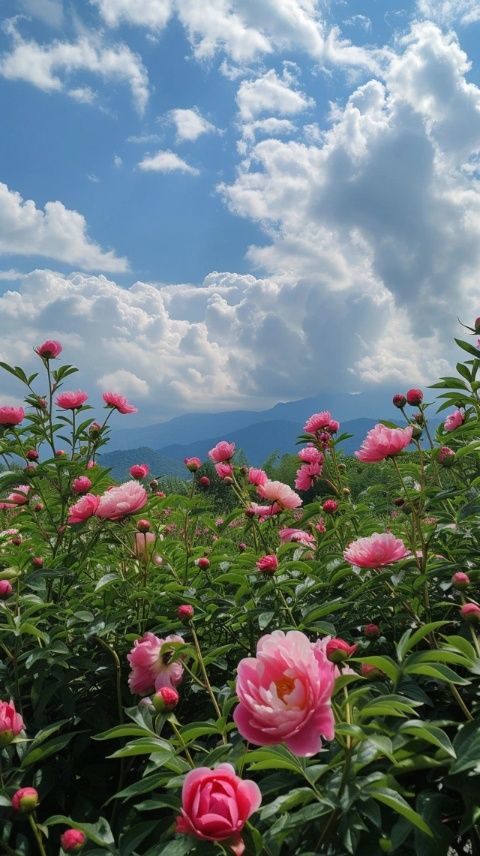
xmin=28 ymin=814 xmax=47 ymax=856
xmin=189 ymin=622 xmax=227 ymax=744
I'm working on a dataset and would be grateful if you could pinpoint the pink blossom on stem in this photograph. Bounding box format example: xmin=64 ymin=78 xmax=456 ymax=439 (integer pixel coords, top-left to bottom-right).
xmin=279 ymin=528 xmax=315 ymax=547
xmin=0 ymin=700 xmax=24 ymax=747
xmin=127 ymin=632 xmax=184 ymax=695
xmin=0 ymin=407 xmax=24 ymax=427
xmin=298 ymin=446 xmax=324 ymax=465
xmin=215 ymin=462 xmax=233 ymax=479
xmin=102 ymin=391 xmax=137 ymax=414
xmin=96 ymin=481 xmax=147 ymax=520
xmin=344 ymin=532 xmax=409 ymax=568
xmin=257 ymin=480 xmax=302 ymax=509
xmin=256 ymin=554 xmax=278 ymax=573
xmin=208 ymin=440 xmax=236 ymax=463
xmin=248 ymin=467 xmax=268 ymax=486
xmin=67 ymin=494 xmax=100 ymax=524
xmin=129 ymin=464 xmax=150 ymax=480
xmin=35 ymin=340 xmax=62 ymax=359
xmin=444 ymin=410 xmax=465 ymax=432
xmin=72 ymin=476 xmax=92 ymax=495
xmin=295 ymin=462 xmax=321 ymax=491
xmin=304 ymin=411 xmax=332 ymax=434
xmin=355 ymin=424 xmax=413 ymax=462
xmin=56 ymin=390 xmax=88 ymax=410
xmin=184 ymin=457 xmax=202 ymax=472
xmin=7 ymin=485 xmax=30 ymax=506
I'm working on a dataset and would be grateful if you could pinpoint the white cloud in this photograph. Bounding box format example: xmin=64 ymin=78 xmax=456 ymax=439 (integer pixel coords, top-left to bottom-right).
xmin=169 ymin=107 xmax=216 ymax=142
xmin=237 ymin=68 xmax=314 ymax=120
xmin=0 ymin=182 xmax=127 ymax=272
xmin=113 ymin=154 xmax=123 ymax=167
xmin=137 ymin=150 xmax=200 ymax=175
xmin=19 ymin=0 xmax=64 ymax=28
xmin=90 ymin=0 xmax=173 ymax=29
xmin=416 ymin=0 xmax=480 ymax=26
xmin=0 ymin=21 xmax=149 ymax=113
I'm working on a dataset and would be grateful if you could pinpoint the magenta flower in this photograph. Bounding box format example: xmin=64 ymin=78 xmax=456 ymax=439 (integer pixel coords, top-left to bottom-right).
xmin=279 ymin=528 xmax=315 ymax=547
xmin=304 ymin=411 xmax=332 ymax=434
xmin=176 ymin=764 xmax=261 ymax=856
xmin=0 ymin=700 xmax=24 ymax=747
xmin=355 ymin=424 xmax=413 ymax=462
xmin=257 ymin=480 xmax=302 ymax=509
xmin=60 ymin=830 xmax=86 ymax=853
xmin=96 ymin=481 xmax=147 ymax=521
xmin=208 ymin=440 xmax=235 ymax=463
xmin=56 ymin=390 xmax=88 ymax=410
xmin=295 ymin=462 xmax=322 ymax=491
xmin=67 ymin=494 xmax=100 ymax=524
xmin=0 ymin=406 xmax=24 ymax=427
xmin=35 ymin=340 xmax=62 ymax=359
xmin=256 ymin=554 xmax=278 ymax=573
xmin=72 ymin=476 xmax=92 ymax=495
xmin=129 ymin=463 xmax=150 ymax=480
xmin=234 ymin=629 xmax=335 ymax=757
xmin=444 ymin=410 xmax=465 ymax=432
xmin=102 ymin=391 xmax=137 ymax=414
xmin=215 ymin=462 xmax=233 ymax=479
xmin=344 ymin=532 xmax=409 ymax=568
xmin=298 ymin=446 xmax=324 ymax=465
xmin=248 ymin=467 xmax=268 ymax=486
xmin=127 ymin=632 xmax=184 ymax=695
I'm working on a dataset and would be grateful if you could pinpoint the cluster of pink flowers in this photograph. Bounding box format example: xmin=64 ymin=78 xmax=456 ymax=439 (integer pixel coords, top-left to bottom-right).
xmin=67 ymin=481 xmax=147 ymax=524
xmin=209 ymin=441 xmax=236 ymax=478
xmin=127 ymin=632 xmax=184 ymax=695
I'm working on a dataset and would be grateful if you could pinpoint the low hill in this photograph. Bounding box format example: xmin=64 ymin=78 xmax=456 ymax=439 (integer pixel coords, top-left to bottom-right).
xmin=98 ymin=446 xmax=186 ymax=481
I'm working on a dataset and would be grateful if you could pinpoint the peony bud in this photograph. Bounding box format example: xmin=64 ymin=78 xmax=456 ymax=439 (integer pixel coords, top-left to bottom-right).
xmin=406 ymin=388 xmax=423 ymax=406
xmin=238 ymin=542 xmax=247 ymax=552
xmin=130 ymin=464 xmax=149 ymax=480
xmin=137 ymin=519 xmax=151 ymax=533
xmin=198 ymin=476 xmax=210 ymax=488
xmin=11 ymin=537 xmax=22 ymax=546
xmin=410 ymin=423 xmax=423 ymax=440
xmin=452 ymin=572 xmax=470 ymax=590
xmin=72 ymin=477 xmax=92 ymax=495
xmin=31 ymin=557 xmax=44 ymax=568
xmin=256 ymin=554 xmax=278 ymax=574
xmin=24 ymin=465 xmax=36 ymax=475
xmin=177 ymin=604 xmax=194 ymax=621
xmin=322 ymin=499 xmax=338 ymax=514
xmin=393 ymin=497 xmax=405 ymax=507
xmin=152 ymin=686 xmax=179 ymax=712
xmin=11 ymin=787 xmax=39 ymax=813
xmin=55 ymin=450 xmax=66 ymax=457
xmin=0 ymin=580 xmax=13 ymax=598
xmin=196 ymin=557 xmax=210 ymax=570
xmin=184 ymin=457 xmax=202 ymax=472
xmin=149 ymin=479 xmax=158 ymax=490
xmin=360 ymin=663 xmax=385 ymax=680
xmin=474 ymin=317 xmax=480 ymax=334
xmin=34 ymin=502 xmax=44 ymax=512
xmin=26 ymin=450 xmax=39 ymax=462
xmin=363 ymin=623 xmax=380 ymax=639
xmin=438 ymin=446 xmax=455 ymax=466
xmin=392 ymin=394 xmax=406 ymax=408
xmin=460 ymin=602 xmax=480 ymax=623
xmin=325 ymin=638 xmax=358 ymax=663
xmin=60 ymin=830 xmax=86 ymax=853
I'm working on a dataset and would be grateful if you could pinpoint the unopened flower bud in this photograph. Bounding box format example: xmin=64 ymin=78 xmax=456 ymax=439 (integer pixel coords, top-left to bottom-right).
xmin=177 ymin=604 xmax=194 ymax=621
xmin=438 ymin=446 xmax=455 ymax=466
xmin=26 ymin=450 xmax=39 ymax=461
xmin=31 ymin=557 xmax=44 ymax=568
xmin=196 ymin=557 xmax=210 ymax=570
xmin=60 ymin=830 xmax=86 ymax=853
xmin=152 ymin=686 xmax=179 ymax=712
xmin=326 ymin=638 xmax=358 ymax=663
xmin=392 ymin=394 xmax=406 ymax=409
xmin=322 ymin=499 xmax=338 ymax=514
xmin=363 ymin=623 xmax=380 ymax=639
xmin=460 ymin=602 xmax=480 ymax=623
xmin=0 ymin=580 xmax=13 ymax=598
xmin=360 ymin=663 xmax=385 ymax=680
xmin=406 ymin=388 xmax=423 ymax=406
xmin=11 ymin=787 xmax=39 ymax=813
xmin=198 ymin=476 xmax=210 ymax=488
xmin=137 ymin=519 xmax=151 ymax=533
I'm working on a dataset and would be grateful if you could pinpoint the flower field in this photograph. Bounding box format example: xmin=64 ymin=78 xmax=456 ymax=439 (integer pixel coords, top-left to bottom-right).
xmin=1 ymin=324 xmax=480 ymax=856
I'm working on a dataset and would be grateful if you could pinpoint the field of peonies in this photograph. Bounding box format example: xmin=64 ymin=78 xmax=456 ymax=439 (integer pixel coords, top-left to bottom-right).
xmin=1 ymin=323 xmax=480 ymax=856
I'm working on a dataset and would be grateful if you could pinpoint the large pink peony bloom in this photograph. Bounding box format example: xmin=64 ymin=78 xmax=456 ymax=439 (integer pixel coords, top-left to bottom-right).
xmin=234 ymin=629 xmax=335 ymax=757
xmin=257 ymin=480 xmax=302 ymax=509
xmin=0 ymin=700 xmax=24 ymax=747
xmin=56 ymin=390 xmax=88 ymax=410
xmin=0 ymin=407 xmax=25 ymax=427
xmin=96 ymin=481 xmax=147 ymax=521
xmin=102 ymin=391 xmax=137 ymax=414
xmin=279 ymin=528 xmax=315 ymax=547
xmin=176 ymin=764 xmax=261 ymax=856
xmin=127 ymin=632 xmax=184 ymax=695
xmin=355 ymin=424 xmax=413 ymax=462
xmin=298 ymin=446 xmax=324 ymax=465
xmin=304 ymin=411 xmax=332 ymax=434
xmin=444 ymin=410 xmax=465 ymax=432
xmin=248 ymin=467 xmax=268 ymax=486
xmin=208 ymin=441 xmax=236 ymax=463
xmin=67 ymin=494 xmax=100 ymax=524
xmin=344 ymin=532 xmax=409 ymax=568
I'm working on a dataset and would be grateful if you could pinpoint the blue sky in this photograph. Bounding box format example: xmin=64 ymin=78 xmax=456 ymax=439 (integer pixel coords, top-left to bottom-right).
xmin=1 ymin=0 xmax=480 ymax=423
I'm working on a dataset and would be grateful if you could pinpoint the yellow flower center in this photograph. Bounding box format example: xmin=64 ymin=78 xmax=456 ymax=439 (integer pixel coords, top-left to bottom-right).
xmin=275 ymin=675 xmax=295 ymax=701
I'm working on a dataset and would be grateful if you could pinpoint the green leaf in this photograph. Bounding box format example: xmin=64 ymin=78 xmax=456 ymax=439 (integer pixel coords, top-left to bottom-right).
xmin=455 ymin=338 xmax=480 ymax=357
xmin=95 ymin=724 xmax=155 ymax=741
xmin=94 ymin=574 xmax=120 ymax=592
xmin=156 ymin=839 xmax=196 ymax=856
xmin=396 ymin=622 xmax=448 ymax=661
xmin=44 ymin=816 xmax=115 ymax=849
xmin=399 ymin=721 xmax=456 ymax=757
xmin=369 ymin=788 xmax=433 ymax=836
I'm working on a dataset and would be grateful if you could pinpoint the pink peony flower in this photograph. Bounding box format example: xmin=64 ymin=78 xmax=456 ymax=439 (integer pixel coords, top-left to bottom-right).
xmin=438 ymin=446 xmax=455 ymax=465
xmin=0 ymin=580 xmax=13 ymax=598
xmin=444 ymin=410 xmax=465 ymax=432
xmin=304 ymin=411 xmax=332 ymax=434
xmin=56 ymin=390 xmax=88 ymax=410
xmin=72 ymin=476 xmax=92 ymax=495
xmin=102 ymin=391 xmax=137 ymax=414
xmin=257 ymin=480 xmax=302 ymax=509
xmin=152 ymin=686 xmax=179 ymax=712
xmin=96 ymin=481 xmax=147 ymax=521
xmin=246 ymin=502 xmax=277 ymax=519
xmin=355 ymin=424 xmax=413 ymax=462
xmin=322 ymin=499 xmax=338 ymax=514
xmin=67 ymin=494 xmax=100 ymax=524
xmin=452 ymin=571 xmax=470 ymax=589
xmin=327 ymin=419 xmax=340 ymax=433
xmin=129 ymin=464 xmax=150 ymax=480
xmin=60 ymin=830 xmax=86 ymax=853
xmin=298 ymin=446 xmax=324 ymax=465
xmin=127 ymin=632 xmax=184 ymax=695
xmin=178 ymin=604 xmax=194 ymax=620
xmin=256 ymin=554 xmax=278 ymax=573
xmin=344 ymin=532 xmax=409 ymax=568
xmin=295 ymin=462 xmax=321 ymax=491
xmin=208 ymin=440 xmax=236 ymax=463
xmin=279 ymin=528 xmax=315 ymax=547
xmin=35 ymin=340 xmax=62 ymax=359
xmin=325 ymin=638 xmax=358 ymax=664
xmin=215 ymin=462 xmax=233 ymax=479
xmin=8 ymin=485 xmax=30 ymax=505
xmin=0 ymin=700 xmax=24 ymax=747
xmin=234 ymin=629 xmax=335 ymax=757
xmin=248 ymin=467 xmax=268 ymax=486
xmin=175 ymin=764 xmax=261 ymax=856
xmin=0 ymin=406 xmax=25 ymax=427
xmin=11 ymin=787 xmax=39 ymax=813
xmin=184 ymin=457 xmax=202 ymax=472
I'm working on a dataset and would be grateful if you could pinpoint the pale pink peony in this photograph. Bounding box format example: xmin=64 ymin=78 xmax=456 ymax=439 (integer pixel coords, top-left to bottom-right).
xmin=96 ymin=481 xmax=147 ymax=521
xmin=234 ymin=629 xmax=335 ymax=756
xmin=344 ymin=532 xmax=409 ymax=568
xmin=215 ymin=462 xmax=233 ymax=479
xmin=35 ymin=340 xmax=62 ymax=359
xmin=355 ymin=424 xmax=413 ymax=462
xmin=208 ymin=440 xmax=236 ymax=463
xmin=175 ymin=764 xmax=261 ymax=856
xmin=56 ymin=390 xmax=88 ymax=410
xmin=257 ymin=480 xmax=302 ymax=509
xmin=7 ymin=485 xmax=30 ymax=505
xmin=72 ymin=476 xmax=92 ymax=495
xmin=279 ymin=528 xmax=315 ymax=547
xmin=67 ymin=494 xmax=100 ymax=524
xmin=0 ymin=700 xmax=24 ymax=746
xmin=102 ymin=391 xmax=137 ymax=414
xmin=127 ymin=632 xmax=184 ymax=695
xmin=0 ymin=407 xmax=25 ymax=427
xmin=304 ymin=411 xmax=332 ymax=434
xmin=298 ymin=446 xmax=324 ymax=465
xmin=129 ymin=464 xmax=150 ymax=480
xmin=246 ymin=502 xmax=277 ymax=518
xmin=248 ymin=467 xmax=268 ymax=486
xmin=295 ymin=462 xmax=322 ymax=491
xmin=444 ymin=410 xmax=465 ymax=432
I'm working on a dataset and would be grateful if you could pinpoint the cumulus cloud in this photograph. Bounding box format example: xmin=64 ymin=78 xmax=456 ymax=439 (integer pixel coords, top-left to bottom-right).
xmin=137 ymin=150 xmax=200 ymax=174
xmin=91 ymin=0 xmax=173 ymax=29
xmin=0 ymin=20 xmax=149 ymax=113
xmin=416 ymin=0 xmax=480 ymax=26
xmin=169 ymin=107 xmax=216 ymax=142
xmin=236 ymin=67 xmax=314 ymax=120
xmin=0 ymin=182 xmax=128 ymax=272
